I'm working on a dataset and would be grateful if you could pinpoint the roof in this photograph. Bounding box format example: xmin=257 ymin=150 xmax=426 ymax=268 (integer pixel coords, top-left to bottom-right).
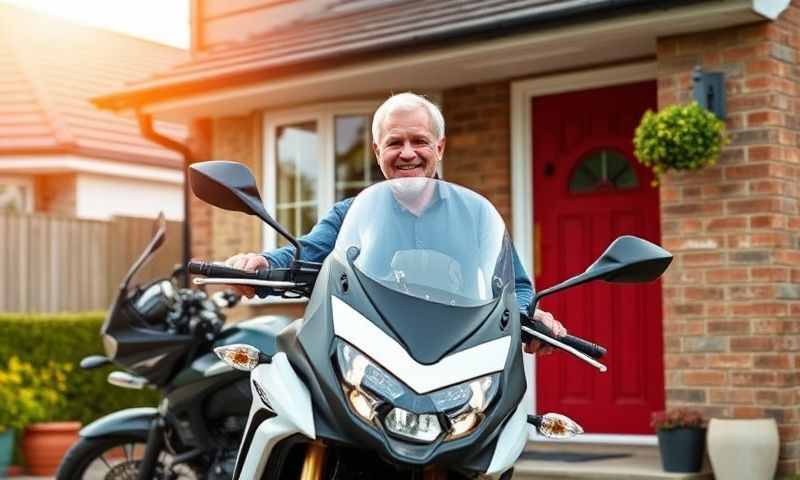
xmin=0 ymin=4 xmax=189 ymax=169
xmin=94 ymin=0 xmax=666 ymax=110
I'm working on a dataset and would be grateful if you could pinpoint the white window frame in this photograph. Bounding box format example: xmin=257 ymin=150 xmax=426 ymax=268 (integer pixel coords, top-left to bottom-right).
xmin=0 ymin=175 xmax=34 ymax=213
xmin=262 ymin=101 xmax=380 ymax=252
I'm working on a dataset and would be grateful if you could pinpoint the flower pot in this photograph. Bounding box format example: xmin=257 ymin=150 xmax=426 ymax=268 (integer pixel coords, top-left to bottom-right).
xmin=657 ymin=427 xmax=705 ymax=473
xmin=0 ymin=429 xmax=14 ymax=477
xmin=707 ymin=418 xmax=778 ymax=480
xmin=21 ymin=421 xmax=81 ymax=476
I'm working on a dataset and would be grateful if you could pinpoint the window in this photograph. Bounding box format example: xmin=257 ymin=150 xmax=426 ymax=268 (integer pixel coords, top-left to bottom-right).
xmin=275 ymin=122 xmax=320 ymax=247
xmin=264 ymin=103 xmax=382 ymax=250
xmin=0 ymin=177 xmax=33 ymax=213
xmin=568 ymin=149 xmax=638 ymax=194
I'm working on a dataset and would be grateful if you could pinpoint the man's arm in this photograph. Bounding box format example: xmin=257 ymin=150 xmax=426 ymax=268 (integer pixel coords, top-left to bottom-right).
xmin=511 ymin=245 xmax=533 ymax=314
xmin=263 ymin=198 xmax=353 ymax=268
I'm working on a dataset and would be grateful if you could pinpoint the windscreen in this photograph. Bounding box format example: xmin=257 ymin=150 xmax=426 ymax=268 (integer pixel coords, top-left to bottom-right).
xmin=334 ymin=178 xmax=513 ymax=307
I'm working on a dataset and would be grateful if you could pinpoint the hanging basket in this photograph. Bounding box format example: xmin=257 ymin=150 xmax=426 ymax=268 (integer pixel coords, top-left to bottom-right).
xmin=633 ymin=101 xmax=728 ymax=185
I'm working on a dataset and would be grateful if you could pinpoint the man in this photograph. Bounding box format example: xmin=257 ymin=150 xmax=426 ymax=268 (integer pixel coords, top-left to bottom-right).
xmin=224 ymin=92 xmax=566 ymax=353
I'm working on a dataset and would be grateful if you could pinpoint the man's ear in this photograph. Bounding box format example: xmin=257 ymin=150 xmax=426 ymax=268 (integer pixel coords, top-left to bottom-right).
xmin=372 ymin=142 xmax=380 ymax=159
xmin=436 ymin=136 xmax=446 ymax=158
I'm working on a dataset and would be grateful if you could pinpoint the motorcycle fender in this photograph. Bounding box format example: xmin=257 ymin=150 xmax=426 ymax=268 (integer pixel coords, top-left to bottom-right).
xmin=236 ymin=352 xmax=315 ymax=479
xmin=80 ymin=407 xmax=158 ymax=438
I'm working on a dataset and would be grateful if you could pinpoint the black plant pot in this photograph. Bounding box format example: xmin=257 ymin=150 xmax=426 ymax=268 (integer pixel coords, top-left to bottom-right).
xmin=657 ymin=427 xmax=706 ymax=473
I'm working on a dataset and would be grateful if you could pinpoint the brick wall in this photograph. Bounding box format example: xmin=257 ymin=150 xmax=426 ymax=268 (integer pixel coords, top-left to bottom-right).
xmin=199 ymin=113 xmax=305 ymax=320
xmin=442 ymin=81 xmax=512 ymax=230
xmin=657 ymin=3 xmax=800 ymax=473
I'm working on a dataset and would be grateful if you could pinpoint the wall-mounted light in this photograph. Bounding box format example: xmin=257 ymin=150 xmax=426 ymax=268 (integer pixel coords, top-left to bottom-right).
xmin=692 ymin=66 xmax=726 ymax=119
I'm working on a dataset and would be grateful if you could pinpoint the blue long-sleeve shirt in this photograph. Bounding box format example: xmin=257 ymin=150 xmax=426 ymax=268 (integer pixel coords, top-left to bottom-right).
xmin=262 ymin=198 xmax=533 ymax=312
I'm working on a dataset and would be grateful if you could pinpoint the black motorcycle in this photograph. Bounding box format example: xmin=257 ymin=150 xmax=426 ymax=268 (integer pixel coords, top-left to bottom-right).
xmin=56 ymin=214 xmax=290 ymax=480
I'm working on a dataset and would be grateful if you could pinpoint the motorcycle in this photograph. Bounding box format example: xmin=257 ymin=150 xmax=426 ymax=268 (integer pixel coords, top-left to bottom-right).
xmin=57 ymin=214 xmax=292 ymax=480
xmin=186 ymin=161 xmax=672 ymax=479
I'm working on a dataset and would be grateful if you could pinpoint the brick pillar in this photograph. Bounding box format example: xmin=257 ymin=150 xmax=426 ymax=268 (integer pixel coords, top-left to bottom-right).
xmin=442 ymin=81 xmax=512 ymax=229
xmin=658 ymin=4 xmax=800 ymax=473
xmin=210 ymin=113 xmax=264 ymax=261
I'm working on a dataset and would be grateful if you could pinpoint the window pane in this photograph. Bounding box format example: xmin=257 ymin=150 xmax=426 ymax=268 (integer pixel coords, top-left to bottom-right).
xmin=275 ymin=122 xmax=319 ymax=241
xmin=568 ymin=149 xmax=638 ymax=194
xmin=334 ymin=115 xmax=381 ymax=201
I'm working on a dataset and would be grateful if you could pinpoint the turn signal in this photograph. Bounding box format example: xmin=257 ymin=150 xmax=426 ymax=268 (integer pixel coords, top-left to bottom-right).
xmin=214 ymin=344 xmax=267 ymax=371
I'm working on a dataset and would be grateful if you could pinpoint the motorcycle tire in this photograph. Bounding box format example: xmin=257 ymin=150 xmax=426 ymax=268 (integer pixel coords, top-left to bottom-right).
xmin=56 ymin=433 xmax=201 ymax=480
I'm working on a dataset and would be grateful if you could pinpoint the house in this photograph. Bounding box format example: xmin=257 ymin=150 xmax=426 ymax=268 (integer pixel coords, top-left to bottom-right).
xmin=0 ymin=4 xmax=188 ymax=220
xmin=94 ymin=0 xmax=800 ymax=474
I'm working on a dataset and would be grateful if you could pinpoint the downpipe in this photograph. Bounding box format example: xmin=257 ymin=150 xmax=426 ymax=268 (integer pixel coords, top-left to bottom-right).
xmin=136 ymin=112 xmax=193 ymax=288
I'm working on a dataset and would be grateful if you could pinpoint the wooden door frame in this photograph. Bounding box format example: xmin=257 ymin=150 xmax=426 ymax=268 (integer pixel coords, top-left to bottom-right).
xmin=509 ymin=60 xmax=659 ymax=445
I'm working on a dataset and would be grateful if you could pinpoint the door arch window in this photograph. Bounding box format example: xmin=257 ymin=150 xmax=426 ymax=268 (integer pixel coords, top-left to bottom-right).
xmin=568 ymin=149 xmax=639 ymax=193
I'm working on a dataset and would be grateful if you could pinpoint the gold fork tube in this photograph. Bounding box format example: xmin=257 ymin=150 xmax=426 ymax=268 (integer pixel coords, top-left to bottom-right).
xmin=299 ymin=441 xmax=327 ymax=480
xmin=422 ymin=466 xmax=447 ymax=480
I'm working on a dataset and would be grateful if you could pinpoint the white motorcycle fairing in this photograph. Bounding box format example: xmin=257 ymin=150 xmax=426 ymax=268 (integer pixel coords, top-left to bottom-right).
xmin=234 ymin=352 xmax=315 ymax=479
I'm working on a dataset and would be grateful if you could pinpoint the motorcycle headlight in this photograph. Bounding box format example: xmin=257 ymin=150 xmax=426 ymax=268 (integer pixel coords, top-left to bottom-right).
xmin=336 ymin=339 xmax=407 ymax=401
xmin=335 ymin=339 xmax=500 ymax=443
xmin=432 ymin=373 xmax=500 ymax=440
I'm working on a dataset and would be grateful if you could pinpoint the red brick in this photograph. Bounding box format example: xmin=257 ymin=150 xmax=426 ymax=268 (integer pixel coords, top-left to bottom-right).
xmin=754 ymin=354 xmax=793 ymax=369
xmin=731 ymin=371 xmax=778 ymax=386
xmin=684 ymin=370 xmax=727 ymax=386
xmin=733 ymin=406 xmax=765 ymax=418
xmin=705 ymin=268 xmax=749 ymax=283
xmin=731 ymin=336 xmax=775 ymax=351
xmin=752 ymin=267 xmax=791 ymax=282
xmin=708 ymin=320 xmax=751 ymax=335
xmin=708 ymin=353 xmax=753 ymax=368
xmin=684 ymin=286 xmax=724 ymax=301
xmin=710 ymin=388 xmax=755 ymax=403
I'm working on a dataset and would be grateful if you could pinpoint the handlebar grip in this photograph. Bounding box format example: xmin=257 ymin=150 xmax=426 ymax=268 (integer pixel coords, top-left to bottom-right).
xmin=524 ymin=317 xmax=607 ymax=359
xmin=187 ymin=261 xmax=260 ymax=279
xmin=559 ymin=335 xmax=607 ymax=360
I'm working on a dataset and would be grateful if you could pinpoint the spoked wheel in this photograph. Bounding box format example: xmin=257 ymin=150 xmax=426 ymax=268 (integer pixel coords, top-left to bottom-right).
xmin=56 ymin=434 xmax=200 ymax=480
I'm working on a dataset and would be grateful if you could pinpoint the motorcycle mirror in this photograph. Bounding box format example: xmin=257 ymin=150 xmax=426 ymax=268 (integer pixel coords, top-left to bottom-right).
xmin=531 ymin=236 xmax=672 ymax=310
xmin=120 ymin=212 xmax=167 ymax=291
xmin=189 ymin=161 xmax=302 ymax=261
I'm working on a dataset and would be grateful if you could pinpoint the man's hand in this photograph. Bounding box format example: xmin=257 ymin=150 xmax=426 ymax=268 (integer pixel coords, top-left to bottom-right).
xmin=222 ymin=253 xmax=269 ymax=298
xmin=524 ymin=309 xmax=566 ymax=355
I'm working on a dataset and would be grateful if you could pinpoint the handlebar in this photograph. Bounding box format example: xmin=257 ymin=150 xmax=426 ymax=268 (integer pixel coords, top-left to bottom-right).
xmin=521 ymin=315 xmax=607 ymax=360
xmin=187 ymin=260 xmax=321 ymax=298
xmin=187 ymin=261 xmax=289 ymax=281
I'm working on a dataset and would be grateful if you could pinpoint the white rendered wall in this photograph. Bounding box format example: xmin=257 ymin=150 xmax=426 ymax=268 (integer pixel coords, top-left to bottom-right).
xmin=75 ymin=173 xmax=184 ymax=221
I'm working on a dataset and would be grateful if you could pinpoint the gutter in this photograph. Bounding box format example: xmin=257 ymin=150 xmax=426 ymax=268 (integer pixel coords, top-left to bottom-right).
xmin=137 ymin=113 xmax=192 ymax=288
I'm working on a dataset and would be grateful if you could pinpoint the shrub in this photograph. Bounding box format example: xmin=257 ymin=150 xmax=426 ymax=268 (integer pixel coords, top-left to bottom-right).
xmin=633 ymin=102 xmax=728 ymax=184
xmin=0 ymin=312 xmax=157 ymax=427
xmin=651 ymin=408 xmax=706 ymax=431
xmin=0 ymin=356 xmax=71 ymax=431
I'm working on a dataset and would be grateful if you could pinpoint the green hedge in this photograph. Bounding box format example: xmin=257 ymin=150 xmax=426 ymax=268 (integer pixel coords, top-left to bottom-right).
xmin=0 ymin=312 xmax=158 ymax=426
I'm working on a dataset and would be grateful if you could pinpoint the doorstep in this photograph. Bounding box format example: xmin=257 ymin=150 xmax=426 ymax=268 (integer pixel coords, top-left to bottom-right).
xmin=512 ymin=440 xmax=713 ymax=480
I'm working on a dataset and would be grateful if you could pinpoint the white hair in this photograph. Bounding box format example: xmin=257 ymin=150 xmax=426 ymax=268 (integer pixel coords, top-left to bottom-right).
xmin=371 ymin=92 xmax=445 ymax=143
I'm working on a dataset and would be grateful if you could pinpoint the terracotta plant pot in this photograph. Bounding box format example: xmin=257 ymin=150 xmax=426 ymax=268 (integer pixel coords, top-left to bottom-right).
xmin=21 ymin=422 xmax=81 ymax=476
xmin=707 ymin=418 xmax=779 ymax=480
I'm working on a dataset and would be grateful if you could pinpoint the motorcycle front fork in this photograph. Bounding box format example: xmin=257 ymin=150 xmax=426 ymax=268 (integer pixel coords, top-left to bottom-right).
xmin=137 ymin=417 xmax=166 ymax=480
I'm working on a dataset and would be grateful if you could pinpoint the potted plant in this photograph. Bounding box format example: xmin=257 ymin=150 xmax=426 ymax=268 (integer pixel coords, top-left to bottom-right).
xmin=651 ymin=407 xmax=706 ymax=473
xmin=0 ymin=356 xmax=30 ymax=477
xmin=5 ymin=356 xmax=79 ymax=476
xmin=633 ymin=101 xmax=728 ymax=185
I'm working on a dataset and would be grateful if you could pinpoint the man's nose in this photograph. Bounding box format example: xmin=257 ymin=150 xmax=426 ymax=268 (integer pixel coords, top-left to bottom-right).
xmin=399 ymin=141 xmax=416 ymax=158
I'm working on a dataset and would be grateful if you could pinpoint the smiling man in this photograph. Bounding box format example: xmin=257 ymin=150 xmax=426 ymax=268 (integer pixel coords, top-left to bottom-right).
xmin=224 ymin=92 xmax=566 ymax=353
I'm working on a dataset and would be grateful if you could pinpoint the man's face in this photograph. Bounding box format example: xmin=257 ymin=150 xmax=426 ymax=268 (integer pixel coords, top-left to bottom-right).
xmin=373 ymin=107 xmax=445 ymax=179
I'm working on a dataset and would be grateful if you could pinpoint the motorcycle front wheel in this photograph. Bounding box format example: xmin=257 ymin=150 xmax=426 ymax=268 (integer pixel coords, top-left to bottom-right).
xmin=56 ymin=433 xmax=200 ymax=480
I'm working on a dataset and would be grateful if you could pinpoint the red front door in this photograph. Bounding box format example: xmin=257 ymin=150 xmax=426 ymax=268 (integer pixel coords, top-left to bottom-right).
xmin=533 ymin=81 xmax=664 ymax=434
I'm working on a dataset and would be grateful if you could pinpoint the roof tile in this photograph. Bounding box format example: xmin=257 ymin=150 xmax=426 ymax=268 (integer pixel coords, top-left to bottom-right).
xmin=0 ymin=4 xmax=189 ymax=168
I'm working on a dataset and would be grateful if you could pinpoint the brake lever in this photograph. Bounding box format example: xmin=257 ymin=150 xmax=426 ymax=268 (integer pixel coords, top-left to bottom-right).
xmin=522 ymin=326 xmax=608 ymax=373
